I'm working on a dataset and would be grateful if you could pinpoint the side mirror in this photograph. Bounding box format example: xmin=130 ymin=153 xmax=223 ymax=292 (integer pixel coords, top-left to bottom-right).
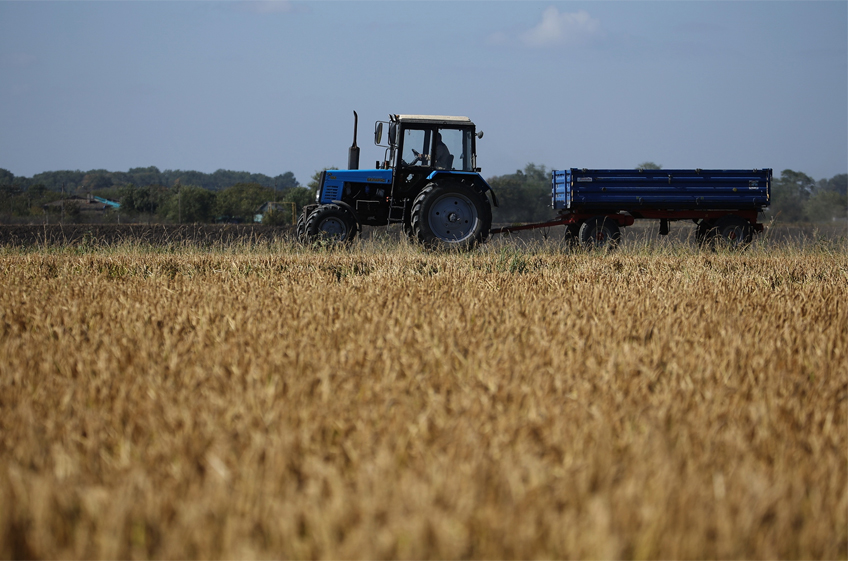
xmin=476 ymin=131 xmax=484 ymax=139
xmin=375 ymin=122 xmax=383 ymax=145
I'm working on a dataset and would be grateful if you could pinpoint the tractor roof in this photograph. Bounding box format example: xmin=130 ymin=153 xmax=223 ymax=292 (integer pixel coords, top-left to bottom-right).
xmin=392 ymin=115 xmax=473 ymax=125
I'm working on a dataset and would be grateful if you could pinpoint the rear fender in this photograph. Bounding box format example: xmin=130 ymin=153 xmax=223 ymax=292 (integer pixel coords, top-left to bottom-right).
xmin=426 ymin=171 xmax=499 ymax=207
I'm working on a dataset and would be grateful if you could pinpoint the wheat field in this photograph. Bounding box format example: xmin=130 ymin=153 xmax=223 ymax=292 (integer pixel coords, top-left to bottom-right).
xmin=0 ymin=237 xmax=846 ymax=559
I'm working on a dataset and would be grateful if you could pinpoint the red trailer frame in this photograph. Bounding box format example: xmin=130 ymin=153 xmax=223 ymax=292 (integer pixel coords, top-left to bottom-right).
xmin=490 ymin=209 xmax=764 ymax=243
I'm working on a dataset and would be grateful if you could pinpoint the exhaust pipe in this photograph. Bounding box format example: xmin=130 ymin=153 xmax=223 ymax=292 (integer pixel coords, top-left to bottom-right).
xmin=348 ymin=111 xmax=360 ymax=170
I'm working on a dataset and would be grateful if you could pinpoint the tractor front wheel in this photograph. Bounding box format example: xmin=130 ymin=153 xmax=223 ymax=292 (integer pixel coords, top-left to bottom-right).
xmin=296 ymin=209 xmax=308 ymax=242
xmin=304 ymin=204 xmax=358 ymax=243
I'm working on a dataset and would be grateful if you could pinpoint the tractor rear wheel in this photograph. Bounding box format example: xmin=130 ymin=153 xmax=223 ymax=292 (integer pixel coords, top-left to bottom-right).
xmin=401 ymin=219 xmax=415 ymax=242
xmin=579 ymin=216 xmax=622 ymax=250
xmin=410 ymin=181 xmax=491 ymax=249
xmin=304 ymin=204 xmax=357 ymax=243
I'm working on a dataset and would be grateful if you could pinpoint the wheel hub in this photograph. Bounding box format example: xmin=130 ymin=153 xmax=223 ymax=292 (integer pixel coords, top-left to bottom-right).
xmin=319 ymin=217 xmax=347 ymax=240
xmin=429 ymin=194 xmax=478 ymax=241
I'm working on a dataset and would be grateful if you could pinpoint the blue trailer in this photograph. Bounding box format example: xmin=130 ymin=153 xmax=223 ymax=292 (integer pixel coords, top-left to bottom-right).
xmin=493 ymin=167 xmax=772 ymax=248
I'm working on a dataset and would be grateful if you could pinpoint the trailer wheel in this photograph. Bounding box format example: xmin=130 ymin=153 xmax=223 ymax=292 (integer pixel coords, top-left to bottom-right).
xmin=304 ymin=204 xmax=357 ymax=243
xmin=579 ymin=216 xmax=622 ymax=249
xmin=563 ymin=224 xmax=581 ymax=248
xmin=713 ymin=215 xmax=753 ymax=249
xmin=695 ymin=219 xmax=716 ymax=247
xmin=410 ymin=181 xmax=491 ymax=249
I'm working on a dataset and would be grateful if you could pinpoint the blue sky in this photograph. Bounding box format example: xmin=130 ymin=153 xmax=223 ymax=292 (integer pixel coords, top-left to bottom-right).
xmin=1 ymin=1 xmax=846 ymax=186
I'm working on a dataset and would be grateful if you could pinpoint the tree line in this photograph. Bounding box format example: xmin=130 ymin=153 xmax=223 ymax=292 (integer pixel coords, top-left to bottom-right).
xmin=0 ymin=167 xmax=298 ymax=193
xmin=0 ymin=165 xmax=845 ymax=225
xmin=0 ymin=167 xmax=310 ymax=225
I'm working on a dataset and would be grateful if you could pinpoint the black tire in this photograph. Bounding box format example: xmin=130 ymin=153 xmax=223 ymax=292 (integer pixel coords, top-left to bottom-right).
xmin=695 ymin=219 xmax=716 ymax=248
xmin=410 ymin=181 xmax=491 ymax=249
xmin=579 ymin=216 xmax=622 ymax=249
xmin=563 ymin=223 xmax=581 ymax=248
xmin=713 ymin=215 xmax=753 ymax=249
xmin=296 ymin=209 xmax=308 ymax=242
xmin=401 ymin=219 xmax=415 ymax=242
xmin=304 ymin=204 xmax=357 ymax=243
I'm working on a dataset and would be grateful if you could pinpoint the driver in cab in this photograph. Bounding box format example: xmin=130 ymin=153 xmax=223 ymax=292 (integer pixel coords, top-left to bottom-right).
xmin=411 ymin=132 xmax=452 ymax=170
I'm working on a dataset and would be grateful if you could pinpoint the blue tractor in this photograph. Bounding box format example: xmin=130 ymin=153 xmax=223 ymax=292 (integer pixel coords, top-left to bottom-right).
xmin=298 ymin=113 xmax=498 ymax=248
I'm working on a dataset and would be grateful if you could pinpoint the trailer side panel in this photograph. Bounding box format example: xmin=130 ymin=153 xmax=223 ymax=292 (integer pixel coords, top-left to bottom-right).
xmin=553 ymin=168 xmax=771 ymax=212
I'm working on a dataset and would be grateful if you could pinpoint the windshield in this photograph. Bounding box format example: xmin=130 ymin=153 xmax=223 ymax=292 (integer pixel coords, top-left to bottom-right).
xmin=401 ymin=129 xmax=430 ymax=167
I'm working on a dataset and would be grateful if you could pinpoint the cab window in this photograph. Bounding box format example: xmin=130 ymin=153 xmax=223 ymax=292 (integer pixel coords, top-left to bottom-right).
xmin=434 ymin=128 xmax=473 ymax=171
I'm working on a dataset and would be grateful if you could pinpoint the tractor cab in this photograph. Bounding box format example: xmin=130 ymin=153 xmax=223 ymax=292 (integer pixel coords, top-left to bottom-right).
xmin=374 ymin=115 xmax=488 ymax=214
xmin=376 ymin=115 xmax=480 ymax=173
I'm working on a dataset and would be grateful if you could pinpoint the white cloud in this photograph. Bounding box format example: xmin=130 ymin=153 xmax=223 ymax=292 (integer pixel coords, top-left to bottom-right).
xmin=520 ymin=7 xmax=601 ymax=47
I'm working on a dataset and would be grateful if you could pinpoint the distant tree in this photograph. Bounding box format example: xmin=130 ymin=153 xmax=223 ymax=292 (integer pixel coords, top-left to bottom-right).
xmin=216 ymin=182 xmax=276 ymax=222
xmin=81 ymin=172 xmax=114 ymax=193
xmin=261 ymin=207 xmax=290 ymax=226
xmin=30 ymin=170 xmax=86 ymax=192
xmin=274 ymin=171 xmax=299 ymax=189
xmin=777 ymin=169 xmax=816 ymax=200
xmin=819 ymin=173 xmax=847 ymax=197
xmin=210 ymin=169 xmax=250 ymax=190
xmin=282 ymin=186 xmax=315 ymax=213
xmin=0 ymin=183 xmax=26 ymax=218
xmin=0 ymin=169 xmax=14 ymax=185
xmin=770 ymin=169 xmax=816 ymax=222
xmin=160 ymin=185 xmax=217 ymax=223
xmin=118 ymin=183 xmax=168 ymax=216
xmin=805 ymin=173 xmax=848 ymax=222
xmin=637 ymin=162 xmax=662 ymax=170
xmin=488 ymin=163 xmax=554 ymax=223
xmin=27 ymin=184 xmax=49 ymax=200
xmin=129 ymin=166 xmax=161 ymax=174
xmin=804 ymin=190 xmax=846 ymax=222
xmin=0 ymin=182 xmax=60 ymax=219
xmin=210 ymin=169 xmax=275 ymax=190
xmin=26 ymin=184 xmax=61 ymax=213
xmin=167 ymin=170 xmax=213 ymax=190
xmin=126 ymin=166 xmax=163 ymax=187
